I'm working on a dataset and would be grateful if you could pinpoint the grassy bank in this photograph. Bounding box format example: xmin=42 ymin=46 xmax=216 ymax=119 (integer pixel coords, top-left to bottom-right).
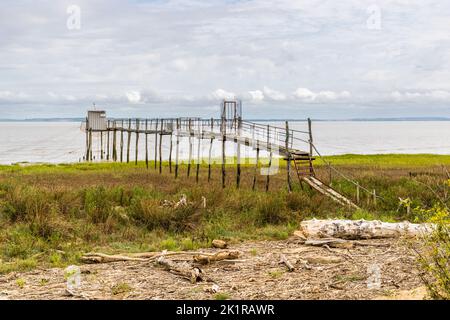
xmin=0 ymin=154 xmax=449 ymax=274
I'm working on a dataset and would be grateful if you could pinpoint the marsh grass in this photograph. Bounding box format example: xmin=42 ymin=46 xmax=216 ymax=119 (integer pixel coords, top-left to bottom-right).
xmin=0 ymin=154 xmax=448 ymax=274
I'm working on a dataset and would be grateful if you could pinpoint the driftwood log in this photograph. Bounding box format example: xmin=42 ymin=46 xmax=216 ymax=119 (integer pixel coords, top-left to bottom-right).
xmin=81 ymin=250 xmax=241 ymax=265
xmin=279 ymin=254 xmax=295 ymax=272
xmin=300 ymin=219 xmax=432 ymax=240
xmin=193 ymin=250 xmax=240 ymax=265
xmin=156 ymin=256 xmax=205 ymax=283
xmin=80 ymin=252 xmax=150 ymax=264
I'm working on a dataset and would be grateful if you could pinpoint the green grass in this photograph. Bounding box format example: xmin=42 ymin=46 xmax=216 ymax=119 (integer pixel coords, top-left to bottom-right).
xmin=0 ymin=154 xmax=449 ymax=274
xmin=318 ymin=154 xmax=450 ymax=168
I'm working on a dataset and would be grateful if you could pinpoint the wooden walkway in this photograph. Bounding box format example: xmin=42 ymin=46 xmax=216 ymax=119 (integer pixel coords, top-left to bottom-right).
xmin=84 ymin=116 xmax=359 ymax=209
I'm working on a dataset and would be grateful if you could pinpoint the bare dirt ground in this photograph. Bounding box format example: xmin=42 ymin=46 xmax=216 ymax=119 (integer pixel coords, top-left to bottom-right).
xmin=0 ymin=237 xmax=426 ymax=300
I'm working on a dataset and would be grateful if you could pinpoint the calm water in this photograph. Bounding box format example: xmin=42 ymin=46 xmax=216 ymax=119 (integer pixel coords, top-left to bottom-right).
xmin=1 ymin=121 xmax=450 ymax=164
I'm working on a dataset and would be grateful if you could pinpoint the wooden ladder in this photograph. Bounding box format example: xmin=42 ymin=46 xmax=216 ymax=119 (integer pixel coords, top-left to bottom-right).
xmin=290 ymin=153 xmax=359 ymax=209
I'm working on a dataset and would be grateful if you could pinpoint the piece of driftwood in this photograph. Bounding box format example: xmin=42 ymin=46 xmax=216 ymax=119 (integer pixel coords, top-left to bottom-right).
xmin=300 ymin=219 xmax=432 ymax=240
xmin=80 ymin=252 xmax=148 ymax=264
xmin=304 ymin=238 xmax=354 ymax=249
xmin=212 ymin=239 xmax=227 ymax=249
xmin=280 ymin=254 xmax=295 ymax=272
xmin=193 ymin=250 xmax=240 ymax=265
xmin=304 ymin=256 xmax=343 ymax=264
xmin=81 ymin=250 xmax=234 ymax=265
xmin=304 ymin=238 xmax=390 ymax=249
xmin=156 ymin=256 xmax=205 ymax=283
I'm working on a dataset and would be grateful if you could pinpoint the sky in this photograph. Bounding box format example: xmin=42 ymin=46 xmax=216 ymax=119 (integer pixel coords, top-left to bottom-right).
xmin=1 ymin=0 xmax=450 ymax=119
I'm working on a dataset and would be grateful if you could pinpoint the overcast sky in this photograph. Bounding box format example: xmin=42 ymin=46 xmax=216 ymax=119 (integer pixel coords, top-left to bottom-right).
xmin=1 ymin=0 xmax=450 ymax=119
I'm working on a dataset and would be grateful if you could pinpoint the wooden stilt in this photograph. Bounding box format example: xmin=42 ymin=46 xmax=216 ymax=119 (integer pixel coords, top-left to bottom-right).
xmin=89 ymin=129 xmax=93 ymax=161
xmin=308 ymin=118 xmax=314 ymax=176
xmin=159 ymin=119 xmax=163 ymax=174
xmin=106 ymin=120 xmax=110 ymax=161
xmin=126 ymin=119 xmax=131 ymax=163
xmin=175 ymin=118 xmax=180 ymax=179
xmin=169 ymin=120 xmax=173 ymax=173
xmin=196 ymin=131 xmax=201 ymax=183
xmin=208 ymin=118 xmax=213 ymax=182
xmin=120 ymin=120 xmax=124 ymax=162
xmin=145 ymin=119 xmax=149 ymax=169
xmin=100 ymin=131 xmax=103 ymax=160
xmin=265 ymin=125 xmax=271 ymax=192
xmin=135 ymin=119 xmax=139 ymax=165
xmin=252 ymin=142 xmax=259 ymax=191
xmin=112 ymin=121 xmax=117 ymax=161
xmin=265 ymin=152 xmax=272 ymax=192
xmin=187 ymin=119 xmax=192 ymax=177
xmin=221 ymin=118 xmax=226 ymax=189
xmin=236 ymin=117 xmax=242 ymax=188
xmin=286 ymin=121 xmax=292 ymax=192
xmin=85 ymin=118 xmax=89 ymax=161
xmin=154 ymin=119 xmax=159 ymax=170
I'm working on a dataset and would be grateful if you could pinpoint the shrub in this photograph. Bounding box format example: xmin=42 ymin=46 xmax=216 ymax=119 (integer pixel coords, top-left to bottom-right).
xmin=415 ymin=207 xmax=450 ymax=300
xmin=255 ymin=196 xmax=288 ymax=225
xmin=82 ymin=187 xmax=113 ymax=224
xmin=130 ymin=198 xmax=202 ymax=232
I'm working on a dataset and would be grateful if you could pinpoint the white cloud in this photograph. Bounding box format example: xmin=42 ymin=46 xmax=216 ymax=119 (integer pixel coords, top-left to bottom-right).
xmin=126 ymin=91 xmax=142 ymax=104
xmin=392 ymin=90 xmax=450 ymax=102
xmin=211 ymin=89 xmax=235 ymax=100
xmin=247 ymin=90 xmax=265 ymax=102
xmin=263 ymin=86 xmax=286 ymax=101
xmin=293 ymin=88 xmax=351 ymax=102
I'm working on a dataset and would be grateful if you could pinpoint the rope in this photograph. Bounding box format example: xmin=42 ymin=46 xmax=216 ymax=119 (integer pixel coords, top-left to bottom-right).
xmin=311 ymin=143 xmax=385 ymax=202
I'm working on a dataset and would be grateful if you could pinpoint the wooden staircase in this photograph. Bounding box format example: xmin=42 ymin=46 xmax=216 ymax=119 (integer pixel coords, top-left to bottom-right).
xmin=289 ymin=153 xmax=359 ymax=209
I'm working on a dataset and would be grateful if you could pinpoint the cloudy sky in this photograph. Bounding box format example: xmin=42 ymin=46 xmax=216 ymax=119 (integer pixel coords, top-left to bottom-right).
xmin=1 ymin=0 xmax=450 ymax=119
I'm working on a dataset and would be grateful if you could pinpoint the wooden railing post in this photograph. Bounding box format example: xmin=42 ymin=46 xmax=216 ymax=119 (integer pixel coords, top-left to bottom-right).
xmin=286 ymin=121 xmax=292 ymax=193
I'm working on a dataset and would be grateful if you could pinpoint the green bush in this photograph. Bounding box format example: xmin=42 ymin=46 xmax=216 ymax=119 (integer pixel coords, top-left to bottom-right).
xmin=255 ymin=195 xmax=288 ymax=225
xmin=416 ymin=207 xmax=450 ymax=300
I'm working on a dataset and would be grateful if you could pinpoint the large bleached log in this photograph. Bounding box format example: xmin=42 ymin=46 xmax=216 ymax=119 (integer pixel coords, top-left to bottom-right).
xmin=300 ymin=219 xmax=432 ymax=240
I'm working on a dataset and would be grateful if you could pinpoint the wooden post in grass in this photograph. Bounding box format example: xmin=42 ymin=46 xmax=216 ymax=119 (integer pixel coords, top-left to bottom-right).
xmin=106 ymin=120 xmax=110 ymax=160
xmin=135 ymin=119 xmax=139 ymax=165
xmin=236 ymin=116 xmax=242 ymax=188
xmin=126 ymin=118 xmax=131 ymax=163
xmin=356 ymin=183 xmax=360 ymax=204
xmin=221 ymin=116 xmax=226 ymax=189
xmin=100 ymin=131 xmax=103 ymax=160
xmin=89 ymin=128 xmax=93 ymax=161
xmin=196 ymin=130 xmax=202 ymax=183
xmin=145 ymin=119 xmax=149 ymax=169
xmin=85 ymin=125 xmax=89 ymax=161
xmin=208 ymin=118 xmax=214 ymax=182
xmin=159 ymin=119 xmax=163 ymax=174
xmin=169 ymin=119 xmax=173 ymax=173
xmin=308 ymin=118 xmax=314 ymax=176
xmin=175 ymin=118 xmax=180 ymax=179
xmin=265 ymin=125 xmax=272 ymax=192
xmin=112 ymin=121 xmax=117 ymax=161
xmin=373 ymin=189 xmax=377 ymax=206
xmin=253 ymin=141 xmax=260 ymax=191
xmin=187 ymin=118 xmax=193 ymax=177
xmin=120 ymin=120 xmax=124 ymax=162
xmin=286 ymin=121 xmax=292 ymax=193
xmin=154 ymin=119 xmax=159 ymax=170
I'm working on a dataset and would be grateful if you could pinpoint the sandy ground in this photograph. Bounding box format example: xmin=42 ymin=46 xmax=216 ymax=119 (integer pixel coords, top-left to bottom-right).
xmin=0 ymin=237 xmax=426 ymax=300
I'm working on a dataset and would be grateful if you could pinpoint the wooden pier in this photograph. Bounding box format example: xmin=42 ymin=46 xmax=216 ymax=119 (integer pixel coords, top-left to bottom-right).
xmin=83 ymin=101 xmax=359 ymax=208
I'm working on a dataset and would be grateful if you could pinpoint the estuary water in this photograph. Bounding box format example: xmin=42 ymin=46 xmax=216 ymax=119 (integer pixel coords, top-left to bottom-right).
xmin=0 ymin=121 xmax=449 ymax=164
